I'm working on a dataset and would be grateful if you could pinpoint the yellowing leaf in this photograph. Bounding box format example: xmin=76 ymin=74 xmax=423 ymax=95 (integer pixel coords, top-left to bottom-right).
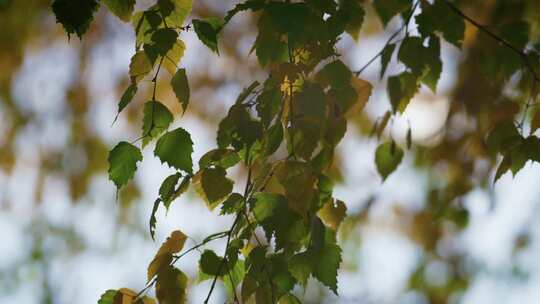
xmin=163 ymin=40 xmax=186 ymax=75
xmin=155 ymin=265 xmax=188 ymax=304
xmin=129 ymin=51 xmax=153 ymax=83
xmin=113 ymin=288 xmax=137 ymax=304
xmin=193 ymin=167 xmax=233 ymax=210
xmin=317 ymin=199 xmax=347 ymax=230
xmin=347 ymin=76 xmax=372 ymax=118
xmin=147 ymin=230 xmax=187 ymax=281
xmin=102 ymin=0 xmax=135 ymax=22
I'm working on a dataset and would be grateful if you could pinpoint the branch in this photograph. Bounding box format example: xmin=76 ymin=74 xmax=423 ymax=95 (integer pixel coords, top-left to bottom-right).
xmin=354 ymin=0 xmax=420 ymax=76
xmin=442 ymin=0 xmax=540 ymax=83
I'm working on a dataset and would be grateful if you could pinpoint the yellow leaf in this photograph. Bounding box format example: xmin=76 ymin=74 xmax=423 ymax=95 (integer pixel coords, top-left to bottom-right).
xmin=163 ymin=40 xmax=186 ymax=75
xmin=317 ymin=199 xmax=347 ymax=230
xmin=113 ymin=288 xmax=136 ymax=304
xmin=346 ymin=76 xmax=373 ymax=118
xmin=129 ymin=51 xmax=153 ymax=83
xmin=147 ymin=230 xmax=187 ymax=281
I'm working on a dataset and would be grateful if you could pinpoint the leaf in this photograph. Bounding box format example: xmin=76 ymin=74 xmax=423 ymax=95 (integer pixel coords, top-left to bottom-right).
xmin=265 ymin=123 xmax=284 ymax=156
xmin=241 ymin=274 xmax=258 ymax=302
xmin=279 ymin=294 xmax=301 ymax=304
xmin=274 ymin=161 xmax=317 ymax=217
xmin=387 ymin=72 xmax=419 ymax=113
xmin=52 ymin=0 xmax=99 ymax=39
xmin=317 ymin=199 xmax=347 ymax=230
xmin=171 ymin=68 xmax=190 ymax=113
xmin=416 ymin=0 xmax=465 ymax=48
xmin=532 ymin=110 xmax=540 ymax=134
xmin=113 ymin=288 xmax=139 ymax=304
xmin=341 ymin=0 xmax=365 ymax=40
xmin=375 ymin=141 xmax=404 ymax=180
xmin=372 ymin=0 xmax=411 ymax=27
xmin=289 ymin=252 xmax=311 ymax=286
xmin=159 ymin=173 xmax=181 ymax=206
xmin=199 ymin=149 xmax=240 ymax=169
xmin=149 ymin=198 xmax=160 ymax=241
xmin=160 ymin=0 xmax=192 ymax=28
xmin=348 ymin=76 xmax=373 ymax=117
xmin=197 ymin=167 xmax=233 ymax=209
xmin=199 ymin=250 xmax=225 ymax=276
xmin=117 ymin=84 xmax=138 ymax=115
xmin=220 ymin=193 xmax=244 ymax=215
xmin=380 ymin=43 xmax=396 ymax=79
xmin=97 ymin=289 xmax=117 ymax=304
xmin=223 ymin=260 xmax=246 ymax=298
xmin=102 ymin=0 xmax=135 ymax=22
xmin=154 ymin=128 xmax=194 ymax=173
xmin=142 ymin=101 xmax=174 ymax=147
xmin=155 ymin=265 xmax=188 ymax=304
xmin=144 ymin=28 xmax=178 ymax=63
xmin=316 ymin=60 xmax=352 ymax=90
xmin=311 ymin=243 xmax=341 ymax=294
xmin=163 ymin=40 xmax=186 ymax=75
xmin=129 ymin=51 xmax=153 ymax=83
xmin=108 ymin=142 xmax=143 ymax=189
xmin=147 ymin=230 xmax=187 ymax=281
xmin=500 ymin=21 xmax=530 ymax=51
xmin=192 ymin=18 xmax=223 ymax=54
xmin=486 ymin=122 xmax=522 ymax=155
xmin=398 ymin=36 xmax=427 ymax=76
xmin=422 ymin=36 xmax=442 ymax=92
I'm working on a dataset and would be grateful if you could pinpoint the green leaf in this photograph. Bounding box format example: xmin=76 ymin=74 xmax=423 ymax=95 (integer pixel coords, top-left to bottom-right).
xmin=199 ymin=149 xmax=240 ymax=169
xmin=145 ymin=28 xmax=178 ymax=62
xmin=279 ymin=294 xmax=301 ymax=304
xmin=171 ymin=68 xmax=190 ymax=113
xmin=256 ymin=83 xmax=282 ymax=127
xmin=149 ymin=198 xmax=160 ymax=240
xmin=220 ymin=193 xmax=244 ymax=215
xmin=97 ymin=289 xmax=117 ymax=304
xmin=198 ymin=167 xmax=233 ymax=209
xmin=372 ymin=0 xmax=411 ymax=27
xmin=132 ymin=10 xmax=160 ymax=49
xmin=387 ymin=72 xmax=419 ymax=113
xmin=416 ymin=0 xmax=465 ymax=48
xmin=52 ymin=0 xmax=99 ymax=39
xmin=160 ymin=0 xmax=192 ymax=28
xmin=117 ymin=84 xmax=137 ymax=116
xmin=311 ymin=243 xmax=341 ymax=294
xmin=155 ymin=266 xmax=188 ymax=304
xmin=254 ymin=11 xmax=289 ymax=66
xmin=102 ymin=0 xmax=135 ymax=22
xmin=289 ymin=252 xmax=311 ymax=286
xmin=264 ymin=123 xmax=284 ymax=156
xmin=108 ymin=142 xmax=143 ymax=189
xmin=375 ymin=141 xmax=404 ymax=180
xmin=398 ymin=36 xmax=426 ymax=76
xmin=148 ymin=230 xmax=187 ymax=281
xmin=223 ymin=260 xmax=246 ymax=298
xmin=193 ymin=18 xmax=223 ymax=54
xmin=159 ymin=173 xmax=181 ymax=206
xmin=422 ymin=36 xmax=442 ymax=92
xmin=200 ymin=250 xmax=225 ymax=276
xmin=500 ymin=21 xmax=530 ymax=50
xmin=142 ymin=101 xmax=174 ymax=147
xmin=129 ymin=51 xmax=153 ymax=83
xmin=154 ymin=128 xmax=194 ymax=173
xmin=340 ymin=0 xmax=365 ymax=40
xmin=316 ymin=60 xmax=352 ymax=89
xmin=486 ymin=122 xmax=522 ymax=155
xmin=380 ymin=43 xmax=395 ymax=79
xmin=241 ymin=274 xmax=258 ymax=302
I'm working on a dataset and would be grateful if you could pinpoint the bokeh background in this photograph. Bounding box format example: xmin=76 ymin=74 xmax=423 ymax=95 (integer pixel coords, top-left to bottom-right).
xmin=2 ymin=1 xmax=540 ymax=303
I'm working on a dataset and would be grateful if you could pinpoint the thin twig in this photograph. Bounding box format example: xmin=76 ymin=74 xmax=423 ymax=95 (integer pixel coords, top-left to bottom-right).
xmin=354 ymin=0 xmax=420 ymax=76
xmin=442 ymin=0 xmax=540 ymax=83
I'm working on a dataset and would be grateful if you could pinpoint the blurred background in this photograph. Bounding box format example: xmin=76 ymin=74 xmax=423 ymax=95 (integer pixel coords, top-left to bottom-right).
xmin=2 ymin=0 xmax=540 ymax=303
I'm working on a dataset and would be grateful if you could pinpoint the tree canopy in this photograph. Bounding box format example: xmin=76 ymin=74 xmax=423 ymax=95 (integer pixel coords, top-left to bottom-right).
xmin=1 ymin=0 xmax=540 ymax=303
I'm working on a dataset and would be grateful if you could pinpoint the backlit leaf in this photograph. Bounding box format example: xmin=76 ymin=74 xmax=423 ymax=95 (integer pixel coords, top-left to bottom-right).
xmin=197 ymin=167 xmax=233 ymax=209
xmin=171 ymin=68 xmax=190 ymax=113
xmin=317 ymin=199 xmax=347 ymax=230
xmin=311 ymin=243 xmax=341 ymax=294
xmin=117 ymin=84 xmax=137 ymax=115
xmin=102 ymin=0 xmax=135 ymax=22
xmin=163 ymin=40 xmax=186 ymax=75
xmin=154 ymin=128 xmax=194 ymax=173
xmin=375 ymin=141 xmax=403 ymax=180
xmin=387 ymin=72 xmax=419 ymax=113
xmin=147 ymin=230 xmax=187 ymax=281
xmin=155 ymin=265 xmax=188 ymax=304
xmin=142 ymin=101 xmax=174 ymax=147
xmin=129 ymin=51 xmax=153 ymax=83
xmin=199 ymin=149 xmax=240 ymax=169
xmin=97 ymin=289 xmax=117 ymax=304
xmin=108 ymin=142 xmax=143 ymax=189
